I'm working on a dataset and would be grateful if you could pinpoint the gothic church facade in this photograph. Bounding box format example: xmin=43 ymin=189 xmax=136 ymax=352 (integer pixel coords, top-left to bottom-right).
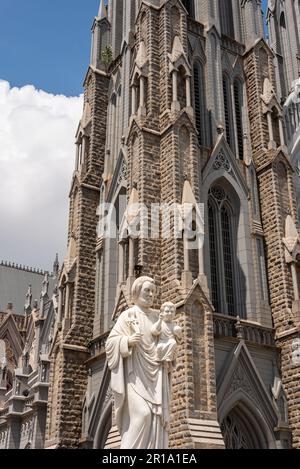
xmin=45 ymin=0 xmax=300 ymax=449
xmin=2 ymin=0 xmax=300 ymax=450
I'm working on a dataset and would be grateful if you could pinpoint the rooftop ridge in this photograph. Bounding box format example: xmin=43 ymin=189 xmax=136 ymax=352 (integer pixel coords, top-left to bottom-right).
xmin=0 ymin=260 xmax=53 ymax=277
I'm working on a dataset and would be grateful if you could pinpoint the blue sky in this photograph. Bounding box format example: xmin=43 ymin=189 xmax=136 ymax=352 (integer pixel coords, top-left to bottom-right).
xmin=0 ymin=0 xmax=101 ymax=96
xmin=0 ymin=0 xmax=268 ymax=97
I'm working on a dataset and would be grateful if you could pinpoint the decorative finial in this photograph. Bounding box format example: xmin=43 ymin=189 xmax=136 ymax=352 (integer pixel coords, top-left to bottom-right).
xmin=24 ymin=284 xmax=32 ymax=313
xmin=235 ymin=316 xmax=244 ymax=340
xmin=41 ymin=273 xmax=49 ymax=298
xmin=98 ymin=0 xmax=107 ymax=19
xmin=53 ymin=253 xmax=59 ymax=277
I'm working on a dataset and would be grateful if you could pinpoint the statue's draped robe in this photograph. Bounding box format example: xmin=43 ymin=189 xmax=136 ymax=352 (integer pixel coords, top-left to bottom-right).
xmin=106 ymin=306 xmax=170 ymax=449
xmin=156 ymin=322 xmax=178 ymax=362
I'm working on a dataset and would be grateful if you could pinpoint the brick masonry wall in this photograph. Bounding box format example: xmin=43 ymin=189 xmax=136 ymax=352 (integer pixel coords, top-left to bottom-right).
xmin=244 ymin=41 xmax=300 ymax=448
xmin=45 ymin=70 xmax=109 ymax=447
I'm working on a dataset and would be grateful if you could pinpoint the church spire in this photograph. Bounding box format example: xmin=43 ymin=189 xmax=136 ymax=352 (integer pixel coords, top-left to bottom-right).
xmin=53 ymin=253 xmax=59 ymax=277
xmin=98 ymin=0 xmax=107 ymax=20
xmin=24 ymin=284 xmax=32 ymax=315
xmin=91 ymin=0 xmax=110 ymax=70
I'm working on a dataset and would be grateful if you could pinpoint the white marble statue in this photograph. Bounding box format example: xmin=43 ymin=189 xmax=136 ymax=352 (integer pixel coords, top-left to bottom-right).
xmin=152 ymin=302 xmax=182 ymax=365
xmin=105 ymin=277 xmax=173 ymax=449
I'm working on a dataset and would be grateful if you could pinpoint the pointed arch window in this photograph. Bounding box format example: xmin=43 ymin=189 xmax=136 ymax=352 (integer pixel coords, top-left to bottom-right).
xmin=279 ymin=13 xmax=289 ymax=99
xmin=182 ymin=0 xmax=195 ymax=18
xmin=233 ymin=79 xmax=244 ymax=160
xmin=211 ymin=34 xmax=219 ymax=119
xmin=219 ymin=0 xmax=234 ymax=38
xmin=271 ymin=106 xmax=281 ymax=148
xmin=223 ymin=74 xmax=234 ymax=150
xmin=208 ymin=185 xmax=238 ymax=316
xmin=250 ymin=168 xmax=260 ymax=219
xmin=171 ymin=6 xmax=181 ymax=39
xmin=177 ymin=65 xmax=187 ymax=110
xmin=256 ymin=236 xmax=269 ymax=302
xmin=193 ymin=61 xmax=206 ymax=146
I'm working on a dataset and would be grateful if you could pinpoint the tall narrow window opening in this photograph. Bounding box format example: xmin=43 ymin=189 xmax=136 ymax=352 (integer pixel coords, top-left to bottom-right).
xmin=219 ymin=0 xmax=235 ymax=38
xmin=223 ymin=74 xmax=233 ymax=149
xmin=233 ymin=80 xmax=244 ymax=160
xmin=182 ymin=0 xmax=195 ymax=18
xmin=193 ymin=62 xmax=206 ymax=146
xmin=208 ymin=185 xmax=240 ymax=316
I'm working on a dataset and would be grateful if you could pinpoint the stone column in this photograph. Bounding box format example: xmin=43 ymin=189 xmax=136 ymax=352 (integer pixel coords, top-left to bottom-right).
xmin=172 ymin=70 xmax=178 ymax=102
xmin=138 ymin=76 xmax=146 ymax=117
xmin=140 ymin=77 xmax=145 ymax=108
xmin=127 ymin=237 xmax=136 ymax=294
xmin=171 ymin=70 xmax=180 ymax=112
xmin=131 ymin=86 xmax=136 ymax=116
xmin=128 ymin=238 xmax=135 ymax=278
xmin=181 ymin=234 xmax=193 ymax=291
xmin=267 ymin=111 xmax=275 ymax=149
xmin=279 ymin=117 xmax=286 ymax=147
xmin=118 ymin=241 xmax=125 ymax=284
xmin=65 ymin=284 xmax=70 ymax=320
xmin=79 ymin=141 xmax=83 ymax=166
xmin=183 ymin=235 xmax=189 ymax=272
xmin=198 ymin=242 xmax=204 ymax=276
xmin=57 ymin=287 xmax=64 ymax=323
xmin=75 ymin=143 xmax=80 ymax=170
xmin=291 ymin=263 xmax=300 ymax=301
xmin=81 ymin=136 xmax=87 ymax=165
xmin=186 ymin=76 xmax=191 ymax=108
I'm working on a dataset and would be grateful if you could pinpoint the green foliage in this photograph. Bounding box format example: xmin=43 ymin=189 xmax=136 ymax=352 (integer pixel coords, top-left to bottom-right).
xmin=85 ymin=338 xmax=93 ymax=349
xmin=101 ymin=45 xmax=113 ymax=68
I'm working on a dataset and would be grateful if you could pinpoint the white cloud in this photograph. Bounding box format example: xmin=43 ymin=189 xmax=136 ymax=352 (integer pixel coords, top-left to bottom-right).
xmin=0 ymin=80 xmax=83 ymax=271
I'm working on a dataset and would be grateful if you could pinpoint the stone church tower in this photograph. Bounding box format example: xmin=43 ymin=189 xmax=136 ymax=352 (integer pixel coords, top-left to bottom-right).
xmin=45 ymin=0 xmax=300 ymax=449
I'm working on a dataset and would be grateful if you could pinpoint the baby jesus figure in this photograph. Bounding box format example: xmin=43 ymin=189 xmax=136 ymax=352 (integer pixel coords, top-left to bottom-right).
xmin=151 ymin=302 xmax=182 ymax=364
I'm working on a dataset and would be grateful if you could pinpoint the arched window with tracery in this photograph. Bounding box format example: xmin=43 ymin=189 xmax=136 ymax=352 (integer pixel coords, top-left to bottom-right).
xmin=208 ymin=184 xmax=239 ymax=316
xmin=193 ymin=61 xmax=207 ymax=146
xmin=221 ymin=414 xmax=257 ymax=449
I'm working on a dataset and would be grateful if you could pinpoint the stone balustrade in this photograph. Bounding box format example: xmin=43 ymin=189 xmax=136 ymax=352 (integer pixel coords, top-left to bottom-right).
xmin=213 ymin=313 xmax=275 ymax=347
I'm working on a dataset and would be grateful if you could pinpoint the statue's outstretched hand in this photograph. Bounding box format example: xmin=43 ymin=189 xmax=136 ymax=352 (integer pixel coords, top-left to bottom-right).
xmin=128 ymin=333 xmax=143 ymax=347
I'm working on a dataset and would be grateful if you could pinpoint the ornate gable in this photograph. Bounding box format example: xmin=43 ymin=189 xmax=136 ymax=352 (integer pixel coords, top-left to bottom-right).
xmin=107 ymin=152 xmax=127 ymax=204
xmin=189 ymin=36 xmax=206 ymax=64
xmin=202 ymin=135 xmax=249 ymax=197
xmin=217 ymin=341 xmax=278 ymax=430
xmin=112 ymin=286 xmax=131 ymax=322
xmin=0 ymin=314 xmax=24 ymax=367
xmin=176 ymin=277 xmax=212 ymax=311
